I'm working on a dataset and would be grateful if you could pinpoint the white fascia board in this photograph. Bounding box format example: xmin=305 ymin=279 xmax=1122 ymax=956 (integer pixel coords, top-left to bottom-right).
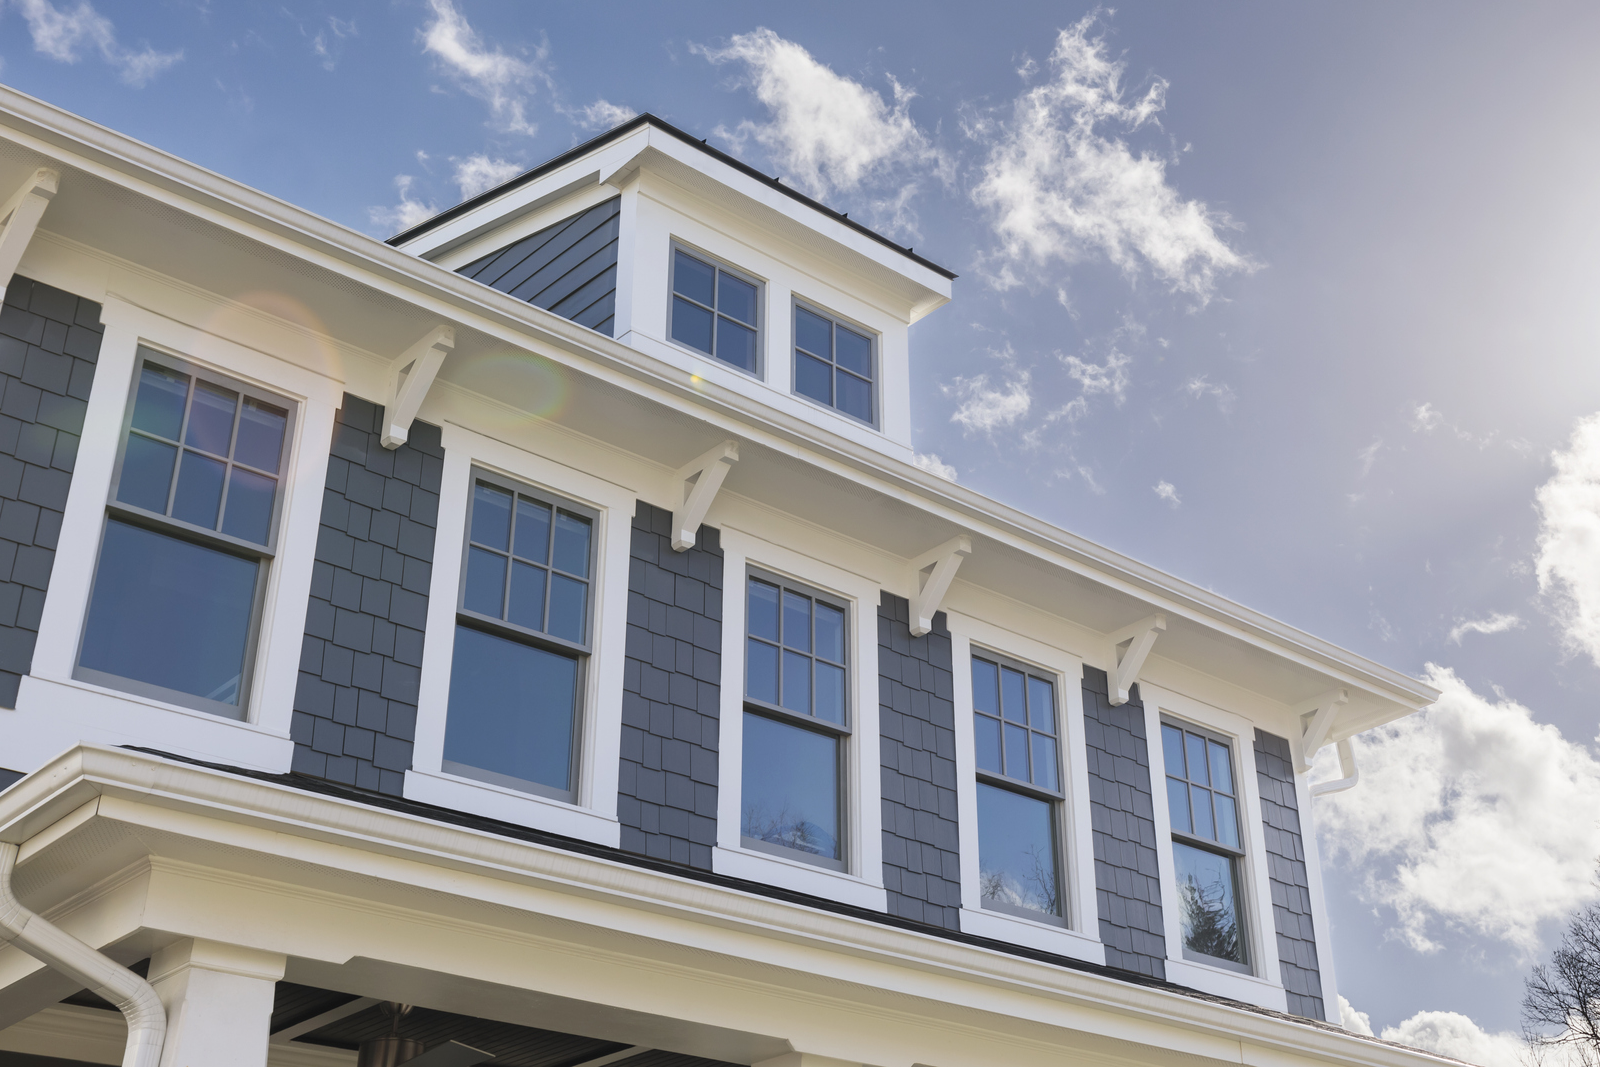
xmin=0 ymin=746 xmax=1470 ymax=1067
xmin=0 ymin=86 xmax=1433 ymax=722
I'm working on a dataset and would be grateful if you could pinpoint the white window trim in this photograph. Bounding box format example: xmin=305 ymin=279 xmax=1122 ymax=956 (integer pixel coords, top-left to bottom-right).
xmin=407 ymin=422 xmax=629 ymax=847
xmin=713 ymin=526 xmax=886 ymax=912
xmin=20 ymin=298 xmax=337 ymax=773
xmin=946 ymin=615 xmax=1103 ymax=965
xmin=1140 ymin=682 xmax=1288 ymax=1010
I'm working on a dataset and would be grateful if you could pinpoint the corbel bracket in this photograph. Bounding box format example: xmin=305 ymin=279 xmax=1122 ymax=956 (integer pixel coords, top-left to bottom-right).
xmin=1106 ymin=613 xmax=1166 ymax=706
xmin=908 ymin=535 xmax=972 ymax=637
xmin=671 ymin=440 xmax=738 ymax=551
xmin=1310 ymin=738 xmax=1360 ymax=797
xmin=381 ymin=325 xmax=455 ymax=449
xmin=1293 ymin=687 xmax=1349 ymax=773
xmin=0 ymin=168 xmax=60 ymax=306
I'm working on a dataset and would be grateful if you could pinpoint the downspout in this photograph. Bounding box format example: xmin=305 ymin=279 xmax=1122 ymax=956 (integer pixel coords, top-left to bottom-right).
xmin=0 ymin=842 xmax=166 ymax=1067
xmin=1309 ymin=737 xmax=1359 ymax=797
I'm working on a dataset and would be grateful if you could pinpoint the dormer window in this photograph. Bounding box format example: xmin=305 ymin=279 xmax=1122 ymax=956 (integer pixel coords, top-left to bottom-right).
xmin=670 ymin=246 xmax=761 ymax=374
xmin=793 ymin=302 xmax=875 ymax=426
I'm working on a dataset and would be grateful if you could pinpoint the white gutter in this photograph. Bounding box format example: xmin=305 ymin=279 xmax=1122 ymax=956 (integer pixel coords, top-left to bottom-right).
xmin=0 ymin=841 xmax=165 ymax=1067
xmin=1310 ymin=739 xmax=1360 ymax=797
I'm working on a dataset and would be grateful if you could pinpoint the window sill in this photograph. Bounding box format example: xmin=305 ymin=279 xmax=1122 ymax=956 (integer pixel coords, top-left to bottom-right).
xmin=404 ymin=768 xmax=620 ymax=848
xmin=712 ymin=844 xmax=886 ymax=912
xmin=1162 ymin=955 xmax=1288 ymax=1011
xmin=959 ymin=906 xmax=1106 ymax=966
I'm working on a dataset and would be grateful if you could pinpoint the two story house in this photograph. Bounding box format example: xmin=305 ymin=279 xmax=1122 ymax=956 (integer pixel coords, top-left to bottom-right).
xmin=0 ymin=88 xmax=1442 ymax=1067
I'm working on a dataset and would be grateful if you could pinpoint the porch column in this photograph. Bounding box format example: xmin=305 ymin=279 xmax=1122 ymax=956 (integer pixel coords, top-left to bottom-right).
xmin=148 ymin=939 xmax=285 ymax=1067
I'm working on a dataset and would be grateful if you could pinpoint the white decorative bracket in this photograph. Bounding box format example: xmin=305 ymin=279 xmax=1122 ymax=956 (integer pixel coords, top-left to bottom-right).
xmin=1106 ymin=613 xmax=1166 ymax=706
xmin=908 ymin=535 xmax=972 ymax=637
xmin=1292 ymin=687 xmax=1349 ymax=773
xmin=1310 ymin=738 xmax=1360 ymax=797
xmin=671 ymin=440 xmax=738 ymax=551
xmin=0 ymin=168 xmax=60 ymax=306
xmin=381 ymin=325 xmax=455 ymax=449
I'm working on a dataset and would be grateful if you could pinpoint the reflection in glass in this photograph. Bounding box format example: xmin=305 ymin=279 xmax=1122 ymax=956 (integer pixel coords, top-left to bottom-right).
xmin=814 ymin=603 xmax=844 ymax=662
xmin=118 ymin=435 xmax=177 ymax=512
xmin=514 ymin=498 xmax=551 ymax=563
xmin=234 ymin=398 xmax=286 ymax=472
xmin=1174 ymin=841 xmax=1246 ymax=965
xmin=471 ymin=483 xmax=512 ymax=549
xmin=445 ymin=625 xmax=577 ymax=792
xmin=741 ymin=712 xmax=839 ymax=860
xmin=186 ymin=381 xmax=237 ymax=455
xmin=835 ymin=327 xmax=872 ymax=376
xmin=718 ymin=273 xmax=757 ymax=325
xmin=795 ymin=308 xmax=831 ymax=355
xmin=977 ymin=782 xmax=1058 ymax=916
xmin=673 ymin=250 xmax=716 ymax=306
xmin=1161 ymin=724 xmax=1186 ymax=777
xmin=1001 ymin=667 xmax=1026 ymax=721
xmin=132 ymin=364 xmax=187 ymax=439
xmin=748 ymin=579 xmax=779 ymax=641
xmin=552 ymin=511 xmax=591 ymax=577
xmin=782 ymin=591 xmax=811 ymax=652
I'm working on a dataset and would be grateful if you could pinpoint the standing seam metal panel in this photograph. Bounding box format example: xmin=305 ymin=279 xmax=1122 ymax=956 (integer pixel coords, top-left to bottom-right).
xmin=458 ymin=198 xmax=621 ymax=336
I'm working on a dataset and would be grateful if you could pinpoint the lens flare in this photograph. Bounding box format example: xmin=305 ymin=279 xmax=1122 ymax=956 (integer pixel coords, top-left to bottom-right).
xmin=194 ymin=291 xmax=342 ymax=381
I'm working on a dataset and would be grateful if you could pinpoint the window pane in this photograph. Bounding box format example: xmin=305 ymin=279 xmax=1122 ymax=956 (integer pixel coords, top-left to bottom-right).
xmin=1208 ymin=740 xmax=1234 ymax=795
xmin=464 ymin=546 xmax=507 ymax=617
xmin=834 ymin=326 xmax=872 ymax=376
xmin=977 ymin=782 xmax=1058 ymax=916
xmin=673 ymin=250 xmax=715 ymax=306
xmin=718 ymin=272 xmax=757 ymax=326
xmin=1004 ymin=722 xmax=1029 ymax=780
xmin=748 ymin=579 xmax=780 ymax=641
xmin=1214 ymin=793 xmax=1240 ymax=849
xmin=814 ymin=602 xmax=844 ymax=662
xmin=547 ymin=574 xmax=587 ymax=643
xmin=814 ymin=662 xmax=845 ymax=724
xmin=795 ymin=352 xmax=831 ymax=404
xmin=1162 ymin=724 xmax=1186 ymax=778
xmin=131 ymin=363 xmax=188 ymax=439
xmin=975 ymin=714 xmax=1002 ymax=773
xmin=835 ymin=370 xmax=872 ymax=422
xmin=118 ymin=434 xmax=178 ymax=513
xmin=471 ymin=483 xmax=512 ymax=549
xmin=795 ymin=308 xmax=831 ymax=357
xmin=552 ymin=510 xmax=591 ymax=577
xmin=80 ymin=520 xmax=257 ymax=708
xmin=507 ymin=561 xmax=547 ymax=632
xmin=1000 ymin=667 xmax=1026 ymax=722
xmin=234 ymin=398 xmax=287 ymax=473
xmin=741 ymin=712 xmax=839 ymax=860
xmin=781 ymin=649 xmax=811 ymax=713
xmin=513 ymin=498 xmax=551 ymax=563
xmin=746 ymin=638 xmax=778 ymax=703
xmin=221 ymin=468 xmax=276 ymax=545
xmin=185 ymin=381 xmax=238 ymax=456
xmin=1167 ymin=775 xmax=1192 ymax=834
xmin=715 ymin=318 xmax=757 ymax=373
xmin=1032 ymin=733 xmax=1059 ymax=792
xmin=171 ymin=451 xmax=226 ymax=529
xmin=1174 ymin=841 xmax=1246 ymax=964
xmin=1027 ymin=676 xmax=1055 ymax=733
xmin=971 ymin=657 xmax=999 ymax=715
xmin=1186 ymin=733 xmax=1210 ymax=786
xmin=782 ymin=591 xmax=811 ymax=652
xmin=1191 ymin=784 xmax=1216 ymax=839
xmin=671 ymin=296 xmax=714 ymax=354
xmin=445 ymin=625 xmax=577 ymax=793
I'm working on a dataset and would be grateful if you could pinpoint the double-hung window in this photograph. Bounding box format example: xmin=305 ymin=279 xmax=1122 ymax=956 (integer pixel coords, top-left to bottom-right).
xmin=79 ymin=349 xmax=292 ymax=718
xmin=741 ymin=572 xmax=849 ymax=869
xmin=669 ymin=247 xmax=760 ymax=374
xmin=1161 ymin=719 xmax=1250 ymax=972
xmin=793 ymin=303 xmax=875 ymax=426
xmin=443 ymin=472 xmax=594 ymax=801
xmin=971 ymin=653 xmax=1064 ymax=921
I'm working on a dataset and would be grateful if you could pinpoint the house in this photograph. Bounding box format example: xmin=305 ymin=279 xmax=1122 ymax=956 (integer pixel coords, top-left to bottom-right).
xmin=0 ymin=89 xmax=1444 ymax=1067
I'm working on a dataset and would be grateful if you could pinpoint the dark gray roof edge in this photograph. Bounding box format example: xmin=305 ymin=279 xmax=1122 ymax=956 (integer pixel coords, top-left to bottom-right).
xmin=383 ymin=113 xmax=958 ymax=282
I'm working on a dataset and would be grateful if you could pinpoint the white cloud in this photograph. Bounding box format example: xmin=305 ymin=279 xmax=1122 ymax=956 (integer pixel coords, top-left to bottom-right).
xmin=1382 ymin=1011 xmax=1529 ymax=1067
xmin=969 ymin=11 xmax=1250 ymax=298
xmin=945 ymin=372 xmax=1032 ymax=435
xmin=1536 ymin=412 xmax=1600 ymax=668
xmin=1358 ymin=437 xmax=1384 ymax=477
xmin=1153 ymin=480 xmax=1180 ymax=507
xmin=420 ymin=0 xmax=549 ymax=135
xmin=310 ymin=15 xmax=356 ymax=72
xmin=693 ymin=28 xmax=939 ymax=203
xmin=368 ymin=175 xmax=436 ymax=235
xmin=1448 ymin=612 xmax=1525 ymax=644
xmin=1316 ymin=664 xmax=1600 ymax=954
xmin=13 ymin=0 xmax=182 ymax=86
xmin=1412 ymin=402 xmax=1445 ymax=432
xmin=1063 ymin=348 xmax=1131 ymax=403
xmin=913 ymin=453 xmax=958 ymax=481
xmin=452 ymin=154 xmax=521 ymax=200
xmin=1339 ymin=996 xmax=1374 ymax=1036
xmin=1185 ymin=375 xmax=1236 ymax=413
xmin=571 ymin=98 xmax=636 ymax=131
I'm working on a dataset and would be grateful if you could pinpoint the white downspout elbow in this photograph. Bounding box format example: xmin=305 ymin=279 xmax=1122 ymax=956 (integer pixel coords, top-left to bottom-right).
xmin=0 ymin=842 xmax=166 ymax=1067
xmin=1309 ymin=737 xmax=1360 ymax=797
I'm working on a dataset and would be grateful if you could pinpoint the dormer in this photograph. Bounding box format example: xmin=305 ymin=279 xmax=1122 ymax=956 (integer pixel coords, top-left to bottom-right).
xmin=387 ymin=115 xmax=955 ymax=460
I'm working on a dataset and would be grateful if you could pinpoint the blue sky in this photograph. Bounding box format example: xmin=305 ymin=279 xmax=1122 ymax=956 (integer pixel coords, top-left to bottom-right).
xmin=4 ymin=2 xmax=1600 ymax=1059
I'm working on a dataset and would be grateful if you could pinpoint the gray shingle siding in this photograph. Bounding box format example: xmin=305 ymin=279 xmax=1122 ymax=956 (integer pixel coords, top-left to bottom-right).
xmin=290 ymin=394 xmax=442 ymax=796
xmin=618 ymin=502 xmax=722 ymax=869
xmin=877 ymin=593 xmax=961 ymax=931
xmin=458 ymin=198 xmax=620 ymax=335
xmin=1254 ymin=729 xmax=1326 ymax=1020
xmin=0 ymin=275 xmax=102 ymax=708
xmin=1082 ymin=666 xmax=1167 ymax=978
